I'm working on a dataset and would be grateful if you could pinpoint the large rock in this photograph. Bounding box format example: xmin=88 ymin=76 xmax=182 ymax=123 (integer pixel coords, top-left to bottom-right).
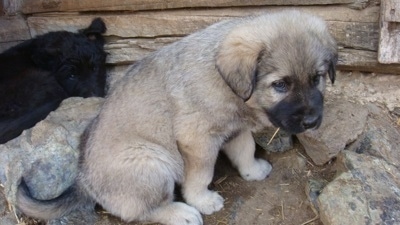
xmin=347 ymin=104 xmax=400 ymax=167
xmin=0 ymin=97 xmax=103 ymax=204
xmin=297 ymin=97 xmax=369 ymax=165
xmin=318 ymin=150 xmax=400 ymax=225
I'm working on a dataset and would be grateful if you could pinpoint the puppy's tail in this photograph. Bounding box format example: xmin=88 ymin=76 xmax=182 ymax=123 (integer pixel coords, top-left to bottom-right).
xmin=16 ymin=179 xmax=91 ymax=220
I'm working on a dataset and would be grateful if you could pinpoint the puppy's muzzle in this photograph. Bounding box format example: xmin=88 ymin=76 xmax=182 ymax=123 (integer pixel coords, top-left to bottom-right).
xmin=302 ymin=114 xmax=321 ymax=130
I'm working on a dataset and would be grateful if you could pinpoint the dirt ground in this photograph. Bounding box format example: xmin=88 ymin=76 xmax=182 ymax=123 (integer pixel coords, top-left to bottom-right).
xmin=14 ymin=140 xmax=337 ymax=225
xmin=27 ymin=140 xmax=333 ymax=225
xmin=92 ymin=141 xmax=337 ymax=225
xmin=0 ymin=131 xmax=336 ymax=225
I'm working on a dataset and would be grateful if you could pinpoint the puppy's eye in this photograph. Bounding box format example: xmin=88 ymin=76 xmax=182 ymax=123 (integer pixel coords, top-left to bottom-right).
xmin=69 ymin=74 xmax=77 ymax=80
xmin=272 ymin=81 xmax=288 ymax=93
xmin=313 ymin=75 xmax=321 ymax=85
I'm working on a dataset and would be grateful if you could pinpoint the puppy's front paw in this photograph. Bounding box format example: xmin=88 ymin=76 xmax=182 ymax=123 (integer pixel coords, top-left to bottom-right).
xmin=239 ymin=158 xmax=272 ymax=181
xmin=186 ymin=190 xmax=224 ymax=215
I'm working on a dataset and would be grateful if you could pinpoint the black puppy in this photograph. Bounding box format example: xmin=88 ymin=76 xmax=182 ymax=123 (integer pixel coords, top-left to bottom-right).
xmin=0 ymin=18 xmax=108 ymax=144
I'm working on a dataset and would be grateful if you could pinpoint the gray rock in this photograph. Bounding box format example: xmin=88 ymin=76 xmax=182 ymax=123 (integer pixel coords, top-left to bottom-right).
xmin=318 ymin=150 xmax=400 ymax=225
xmin=347 ymin=104 xmax=400 ymax=168
xmin=0 ymin=97 xmax=103 ymax=204
xmin=0 ymin=215 xmax=17 ymax=225
xmin=296 ymin=97 xmax=369 ymax=165
xmin=253 ymin=127 xmax=293 ymax=152
xmin=1 ymin=186 xmax=18 ymax=225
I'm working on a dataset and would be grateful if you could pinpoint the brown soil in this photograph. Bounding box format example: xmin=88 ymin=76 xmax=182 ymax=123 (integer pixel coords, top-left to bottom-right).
xmin=87 ymin=141 xmax=337 ymax=225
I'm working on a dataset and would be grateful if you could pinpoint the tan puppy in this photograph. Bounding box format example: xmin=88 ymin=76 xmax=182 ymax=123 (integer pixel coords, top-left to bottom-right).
xmin=16 ymin=10 xmax=337 ymax=225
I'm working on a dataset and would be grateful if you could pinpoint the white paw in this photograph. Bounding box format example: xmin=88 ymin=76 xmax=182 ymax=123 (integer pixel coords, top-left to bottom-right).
xmin=239 ymin=158 xmax=272 ymax=181
xmin=155 ymin=202 xmax=203 ymax=225
xmin=186 ymin=190 xmax=224 ymax=215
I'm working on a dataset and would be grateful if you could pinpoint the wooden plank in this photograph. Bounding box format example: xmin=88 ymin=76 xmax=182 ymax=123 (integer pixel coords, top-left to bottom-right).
xmin=105 ymin=37 xmax=179 ymax=64
xmin=327 ymin=21 xmax=379 ymax=51
xmin=28 ymin=14 xmax=222 ymax=38
xmin=27 ymin=7 xmax=380 ymax=51
xmin=104 ymin=38 xmax=375 ymax=66
xmin=104 ymin=37 xmax=180 ymax=64
xmin=378 ymin=0 xmax=400 ymax=64
xmin=2 ymin=0 xmax=23 ymax=15
xmin=382 ymin=0 xmax=400 ymax=22
xmin=25 ymin=6 xmax=380 ymax=38
xmin=21 ymin=0 xmax=357 ymax=14
xmin=378 ymin=22 xmax=400 ymax=64
xmin=0 ymin=16 xmax=30 ymax=43
xmin=103 ymin=38 xmax=400 ymax=74
xmin=339 ymin=48 xmax=400 ymax=74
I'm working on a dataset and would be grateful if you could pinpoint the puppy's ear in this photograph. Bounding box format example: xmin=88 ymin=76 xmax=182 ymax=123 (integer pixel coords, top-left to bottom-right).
xmin=328 ymin=53 xmax=338 ymax=84
xmin=80 ymin=18 xmax=107 ymax=42
xmin=216 ymin=27 xmax=263 ymax=100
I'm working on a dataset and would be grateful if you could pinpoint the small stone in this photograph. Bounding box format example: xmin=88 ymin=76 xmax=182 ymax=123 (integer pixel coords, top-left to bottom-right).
xmin=253 ymin=127 xmax=293 ymax=152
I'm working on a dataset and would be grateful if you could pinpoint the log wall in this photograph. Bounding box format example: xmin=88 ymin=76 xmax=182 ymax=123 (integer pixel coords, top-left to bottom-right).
xmin=1 ymin=0 xmax=400 ymax=74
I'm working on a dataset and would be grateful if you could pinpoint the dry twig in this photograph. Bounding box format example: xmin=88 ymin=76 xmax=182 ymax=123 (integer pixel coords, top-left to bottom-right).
xmin=267 ymin=128 xmax=280 ymax=145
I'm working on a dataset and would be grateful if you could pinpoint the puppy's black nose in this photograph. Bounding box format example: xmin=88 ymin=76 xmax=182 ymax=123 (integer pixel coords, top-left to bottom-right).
xmin=302 ymin=115 xmax=319 ymax=129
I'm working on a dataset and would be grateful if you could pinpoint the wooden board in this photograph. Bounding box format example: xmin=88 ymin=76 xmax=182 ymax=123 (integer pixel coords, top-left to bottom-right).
xmin=102 ymin=38 xmax=400 ymax=74
xmin=1 ymin=0 xmax=23 ymax=15
xmin=339 ymin=48 xmax=400 ymax=74
xmin=0 ymin=16 xmax=30 ymax=42
xmin=327 ymin=21 xmax=379 ymax=51
xmin=21 ymin=0 xmax=357 ymax=14
xmin=378 ymin=0 xmax=400 ymax=64
xmin=27 ymin=7 xmax=380 ymax=52
xmin=382 ymin=0 xmax=400 ymax=22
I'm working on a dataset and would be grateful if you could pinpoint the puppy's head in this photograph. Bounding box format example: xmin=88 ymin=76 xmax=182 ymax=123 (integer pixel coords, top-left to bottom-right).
xmin=216 ymin=11 xmax=337 ymax=134
xmin=31 ymin=18 xmax=108 ymax=98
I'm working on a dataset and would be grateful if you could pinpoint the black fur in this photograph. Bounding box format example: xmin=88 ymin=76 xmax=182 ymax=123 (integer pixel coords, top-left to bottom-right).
xmin=266 ymin=86 xmax=324 ymax=134
xmin=0 ymin=18 xmax=107 ymax=144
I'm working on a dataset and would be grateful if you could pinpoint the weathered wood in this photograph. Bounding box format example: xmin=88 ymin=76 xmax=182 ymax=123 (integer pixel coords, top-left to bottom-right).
xmin=327 ymin=21 xmax=379 ymax=51
xmin=339 ymin=48 xmax=400 ymax=74
xmin=21 ymin=0 xmax=357 ymax=14
xmin=28 ymin=14 xmax=222 ymax=38
xmin=0 ymin=16 xmax=30 ymax=43
xmin=104 ymin=37 xmax=180 ymax=64
xmin=378 ymin=22 xmax=400 ymax=64
xmin=103 ymin=37 xmax=400 ymax=74
xmin=1 ymin=0 xmax=23 ymax=15
xmin=382 ymin=0 xmax=400 ymax=22
xmin=27 ymin=7 xmax=380 ymax=51
xmin=378 ymin=0 xmax=400 ymax=64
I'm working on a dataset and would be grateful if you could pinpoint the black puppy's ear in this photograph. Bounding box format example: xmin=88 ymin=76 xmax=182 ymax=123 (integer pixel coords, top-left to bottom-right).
xmin=80 ymin=18 xmax=107 ymax=41
xmin=328 ymin=53 xmax=338 ymax=84
xmin=216 ymin=26 xmax=263 ymax=101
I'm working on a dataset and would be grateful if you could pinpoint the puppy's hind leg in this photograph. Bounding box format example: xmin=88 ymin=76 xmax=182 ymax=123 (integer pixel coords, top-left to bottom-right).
xmin=91 ymin=141 xmax=202 ymax=225
xmin=133 ymin=143 xmax=203 ymax=225
xmin=147 ymin=202 xmax=203 ymax=225
xmin=222 ymin=129 xmax=272 ymax=181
